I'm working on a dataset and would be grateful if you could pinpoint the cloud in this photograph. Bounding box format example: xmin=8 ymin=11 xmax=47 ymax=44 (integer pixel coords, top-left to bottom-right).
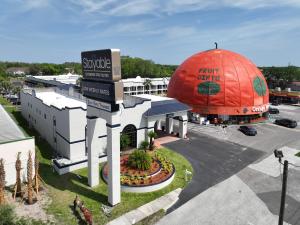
xmin=67 ymin=0 xmax=300 ymax=17
xmin=22 ymin=0 xmax=49 ymax=10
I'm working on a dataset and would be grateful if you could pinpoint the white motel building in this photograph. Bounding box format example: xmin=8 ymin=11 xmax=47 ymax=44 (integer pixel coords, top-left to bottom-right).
xmin=20 ymin=86 xmax=189 ymax=174
xmin=25 ymin=74 xmax=170 ymax=96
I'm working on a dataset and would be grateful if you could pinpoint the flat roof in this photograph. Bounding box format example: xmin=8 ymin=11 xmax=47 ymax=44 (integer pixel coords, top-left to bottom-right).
xmin=35 ymin=91 xmax=86 ymax=110
xmin=0 ymin=105 xmax=25 ymax=143
xmin=136 ymin=94 xmax=172 ymax=102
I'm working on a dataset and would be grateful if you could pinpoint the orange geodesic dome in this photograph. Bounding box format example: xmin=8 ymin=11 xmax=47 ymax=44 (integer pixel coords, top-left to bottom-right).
xmin=167 ymin=49 xmax=269 ymax=115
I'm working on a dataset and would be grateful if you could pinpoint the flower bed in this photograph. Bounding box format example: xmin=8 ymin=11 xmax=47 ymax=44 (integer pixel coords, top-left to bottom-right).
xmin=102 ymin=151 xmax=176 ymax=192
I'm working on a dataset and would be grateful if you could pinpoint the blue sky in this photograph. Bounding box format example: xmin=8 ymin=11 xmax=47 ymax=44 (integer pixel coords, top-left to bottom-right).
xmin=1 ymin=0 xmax=300 ymax=66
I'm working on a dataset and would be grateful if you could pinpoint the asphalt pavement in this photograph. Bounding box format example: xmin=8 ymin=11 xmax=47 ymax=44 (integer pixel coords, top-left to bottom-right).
xmin=163 ymin=131 xmax=264 ymax=212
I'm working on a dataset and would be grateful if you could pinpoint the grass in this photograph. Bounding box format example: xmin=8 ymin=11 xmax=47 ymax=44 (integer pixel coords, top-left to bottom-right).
xmin=2 ymin=97 xmax=193 ymax=225
xmin=0 ymin=96 xmax=11 ymax=105
xmin=295 ymin=152 xmax=300 ymax=157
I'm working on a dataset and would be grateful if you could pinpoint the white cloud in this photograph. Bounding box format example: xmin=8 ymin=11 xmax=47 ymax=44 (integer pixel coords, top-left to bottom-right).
xmin=67 ymin=0 xmax=300 ymax=17
xmin=22 ymin=0 xmax=49 ymax=10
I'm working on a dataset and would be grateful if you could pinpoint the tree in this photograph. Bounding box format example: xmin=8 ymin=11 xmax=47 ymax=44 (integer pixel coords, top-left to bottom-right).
xmin=15 ymin=152 xmax=22 ymax=198
xmin=120 ymin=134 xmax=130 ymax=150
xmin=139 ymin=141 xmax=149 ymax=152
xmin=143 ymin=79 xmax=152 ymax=91
xmin=148 ymin=131 xmax=157 ymax=150
xmin=0 ymin=159 xmax=5 ymax=205
xmin=34 ymin=152 xmax=39 ymax=194
xmin=27 ymin=151 xmax=33 ymax=204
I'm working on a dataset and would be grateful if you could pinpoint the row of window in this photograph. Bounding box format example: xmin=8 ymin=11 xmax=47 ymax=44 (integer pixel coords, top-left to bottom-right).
xmin=27 ymin=101 xmax=47 ymax=119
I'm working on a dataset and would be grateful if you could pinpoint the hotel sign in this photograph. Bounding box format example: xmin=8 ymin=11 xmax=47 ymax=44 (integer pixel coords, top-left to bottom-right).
xmin=82 ymin=80 xmax=123 ymax=104
xmin=81 ymin=48 xmax=123 ymax=104
xmin=81 ymin=49 xmax=121 ymax=82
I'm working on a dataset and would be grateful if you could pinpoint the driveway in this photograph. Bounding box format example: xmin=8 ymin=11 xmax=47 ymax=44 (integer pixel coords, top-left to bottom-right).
xmin=163 ymin=131 xmax=264 ymax=212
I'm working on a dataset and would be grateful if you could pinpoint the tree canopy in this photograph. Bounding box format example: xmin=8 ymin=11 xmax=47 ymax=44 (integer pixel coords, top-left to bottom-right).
xmin=0 ymin=56 xmax=177 ymax=78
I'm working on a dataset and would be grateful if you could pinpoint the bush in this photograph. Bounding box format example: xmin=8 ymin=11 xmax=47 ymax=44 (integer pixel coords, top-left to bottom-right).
xmin=139 ymin=140 xmax=149 ymax=151
xmin=120 ymin=134 xmax=131 ymax=150
xmin=127 ymin=150 xmax=151 ymax=171
xmin=0 ymin=204 xmax=47 ymax=225
xmin=0 ymin=204 xmax=15 ymax=225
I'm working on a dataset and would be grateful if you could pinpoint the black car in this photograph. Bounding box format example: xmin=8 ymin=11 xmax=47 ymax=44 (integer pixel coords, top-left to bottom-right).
xmin=269 ymin=107 xmax=280 ymax=114
xmin=274 ymin=119 xmax=297 ymax=128
xmin=239 ymin=126 xmax=257 ymax=136
xmin=271 ymin=101 xmax=279 ymax=106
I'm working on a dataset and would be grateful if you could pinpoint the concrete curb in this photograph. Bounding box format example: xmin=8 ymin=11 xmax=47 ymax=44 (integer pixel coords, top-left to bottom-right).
xmin=106 ymin=188 xmax=182 ymax=225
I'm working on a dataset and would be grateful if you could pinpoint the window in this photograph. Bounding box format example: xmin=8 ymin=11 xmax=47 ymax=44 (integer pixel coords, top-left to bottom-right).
xmin=53 ymin=117 xmax=56 ymax=126
xmin=34 ymin=119 xmax=36 ymax=124
xmin=29 ymin=114 xmax=31 ymax=118
xmin=54 ymin=137 xmax=57 ymax=143
xmin=44 ymin=114 xmax=47 ymax=119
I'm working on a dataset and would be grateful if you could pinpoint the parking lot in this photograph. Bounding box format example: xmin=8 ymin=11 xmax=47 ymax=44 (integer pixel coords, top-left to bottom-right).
xmin=162 ymin=104 xmax=300 ymax=225
xmin=185 ymin=104 xmax=300 ymax=154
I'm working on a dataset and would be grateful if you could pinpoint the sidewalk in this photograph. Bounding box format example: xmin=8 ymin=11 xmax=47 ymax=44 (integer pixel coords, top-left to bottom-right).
xmin=107 ymin=188 xmax=182 ymax=225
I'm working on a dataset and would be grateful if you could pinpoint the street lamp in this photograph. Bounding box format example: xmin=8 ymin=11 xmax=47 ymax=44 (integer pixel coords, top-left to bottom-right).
xmin=273 ymin=149 xmax=288 ymax=225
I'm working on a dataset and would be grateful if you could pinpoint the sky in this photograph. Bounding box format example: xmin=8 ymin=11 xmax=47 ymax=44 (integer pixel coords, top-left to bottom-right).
xmin=0 ymin=0 xmax=300 ymax=66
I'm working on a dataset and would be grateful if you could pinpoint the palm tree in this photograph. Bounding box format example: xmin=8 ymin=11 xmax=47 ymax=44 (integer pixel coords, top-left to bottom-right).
xmin=148 ymin=131 xmax=157 ymax=150
xmin=0 ymin=158 xmax=5 ymax=204
xmin=27 ymin=151 xmax=33 ymax=204
xmin=34 ymin=152 xmax=39 ymax=194
xmin=139 ymin=141 xmax=149 ymax=152
xmin=15 ymin=152 xmax=22 ymax=198
xmin=143 ymin=79 xmax=152 ymax=92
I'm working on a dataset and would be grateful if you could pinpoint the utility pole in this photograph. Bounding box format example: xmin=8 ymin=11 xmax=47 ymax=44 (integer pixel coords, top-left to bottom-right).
xmin=278 ymin=160 xmax=288 ymax=225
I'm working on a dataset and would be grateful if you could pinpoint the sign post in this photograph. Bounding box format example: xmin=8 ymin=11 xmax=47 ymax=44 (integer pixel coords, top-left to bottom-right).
xmin=82 ymin=49 xmax=123 ymax=206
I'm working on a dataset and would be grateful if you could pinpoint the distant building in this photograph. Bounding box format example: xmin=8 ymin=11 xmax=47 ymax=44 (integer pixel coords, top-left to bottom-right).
xmin=122 ymin=76 xmax=170 ymax=96
xmin=6 ymin=67 xmax=29 ymax=76
xmin=25 ymin=73 xmax=81 ymax=87
xmin=25 ymin=74 xmax=170 ymax=96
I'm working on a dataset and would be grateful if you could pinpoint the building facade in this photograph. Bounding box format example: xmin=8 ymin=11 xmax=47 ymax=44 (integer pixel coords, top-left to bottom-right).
xmin=25 ymin=75 xmax=170 ymax=96
xmin=21 ymin=86 xmax=189 ymax=174
xmin=122 ymin=76 xmax=170 ymax=96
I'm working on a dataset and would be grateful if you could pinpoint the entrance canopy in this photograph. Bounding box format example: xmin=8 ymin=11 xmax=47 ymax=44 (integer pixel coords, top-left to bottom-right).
xmin=136 ymin=94 xmax=191 ymax=118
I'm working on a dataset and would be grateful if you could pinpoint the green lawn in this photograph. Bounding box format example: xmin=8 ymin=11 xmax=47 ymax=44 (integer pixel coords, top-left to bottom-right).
xmin=2 ymin=98 xmax=193 ymax=225
xmin=295 ymin=152 xmax=300 ymax=157
xmin=0 ymin=95 xmax=10 ymax=105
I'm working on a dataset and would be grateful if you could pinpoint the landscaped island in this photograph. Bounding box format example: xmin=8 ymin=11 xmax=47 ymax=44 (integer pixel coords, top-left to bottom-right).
xmin=102 ymin=150 xmax=176 ymax=193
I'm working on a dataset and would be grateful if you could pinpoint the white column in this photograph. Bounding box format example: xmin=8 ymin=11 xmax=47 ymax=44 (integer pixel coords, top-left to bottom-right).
xmin=107 ymin=117 xmax=121 ymax=206
xmin=87 ymin=118 xmax=99 ymax=187
xmin=156 ymin=119 xmax=162 ymax=130
xmin=179 ymin=120 xmax=188 ymax=138
xmin=166 ymin=117 xmax=174 ymax=134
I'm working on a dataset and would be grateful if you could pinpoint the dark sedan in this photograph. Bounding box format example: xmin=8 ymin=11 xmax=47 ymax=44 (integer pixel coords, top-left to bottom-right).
xmin=269 ymin=107 xmax=280 ymax=114
xmin=239 ymin=126 xmax=257 ymax=136
xmin=274 ymin=119 xmax=297 ymax=128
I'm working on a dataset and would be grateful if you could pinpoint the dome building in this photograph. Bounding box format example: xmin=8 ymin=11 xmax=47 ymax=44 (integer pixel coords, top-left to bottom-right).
xmin=167 ymin=48 xmax=269 ymax=124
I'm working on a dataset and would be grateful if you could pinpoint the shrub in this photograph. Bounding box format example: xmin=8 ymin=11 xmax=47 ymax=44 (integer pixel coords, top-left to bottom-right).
xmin=0 ymin=204 xmax=14 ymax=225
xmin=120 ymin=134 xmax=131 ymax=150
xmin=139 ymin=140 xmax=149 ymax=152
xmin=127 ymin=150 xmax=151 ymax=171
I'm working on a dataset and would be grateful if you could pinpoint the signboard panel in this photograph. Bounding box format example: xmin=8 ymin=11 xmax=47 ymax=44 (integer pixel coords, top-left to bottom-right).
xmin=82 ymin=80 xmax=123 ymax=103
xmin=81 ymin=49 xmax=121 ymax=82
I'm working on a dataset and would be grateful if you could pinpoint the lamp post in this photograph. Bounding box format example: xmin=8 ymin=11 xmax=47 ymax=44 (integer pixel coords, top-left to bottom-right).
xmin=273 ymin=149 xmax=288 ymax=225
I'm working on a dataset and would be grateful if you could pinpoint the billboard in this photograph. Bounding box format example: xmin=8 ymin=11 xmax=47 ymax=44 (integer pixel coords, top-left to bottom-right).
xmin=81 ymin=49 xmax=121 ymax=82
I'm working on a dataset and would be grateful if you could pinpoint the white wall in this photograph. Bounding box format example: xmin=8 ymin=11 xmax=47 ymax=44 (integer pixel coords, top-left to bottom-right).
xmin=0 ymin=138 xmax=35 ymax=186
xmin=21 ymin=90 xmax=87 ymax=161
